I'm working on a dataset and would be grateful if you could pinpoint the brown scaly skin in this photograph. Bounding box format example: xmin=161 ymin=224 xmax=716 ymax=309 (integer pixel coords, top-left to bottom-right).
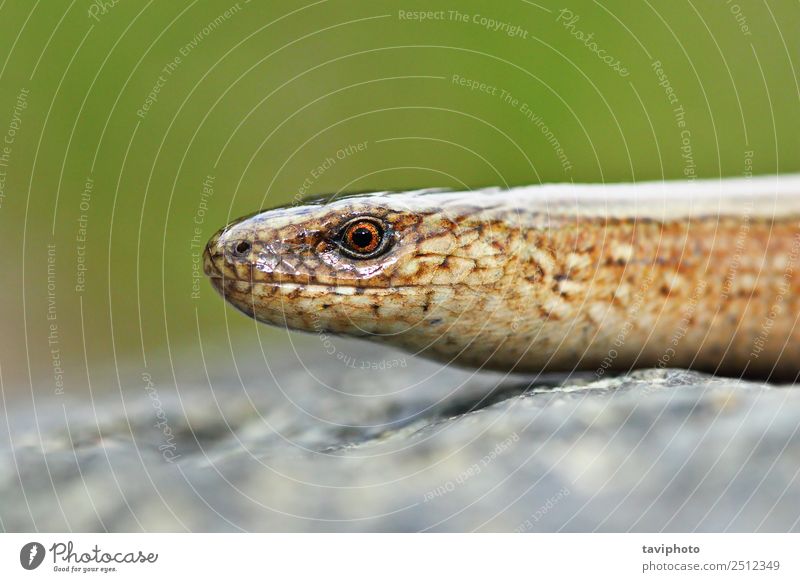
xmin=204 ymin=177 xmax=800 ymax=380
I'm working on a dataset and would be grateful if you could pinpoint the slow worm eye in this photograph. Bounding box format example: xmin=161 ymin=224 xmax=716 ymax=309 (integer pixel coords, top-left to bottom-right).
xmin=233 ymin=240 xmax=251 ymax=257
xmin=346 ymin=221 xmax=380 ymax=253
xmin=338 ymin=218 xmax=389 ymax=258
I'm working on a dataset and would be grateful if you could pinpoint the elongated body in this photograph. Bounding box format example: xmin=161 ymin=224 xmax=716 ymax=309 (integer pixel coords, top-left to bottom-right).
xmin=204 ymin=175 xmax=800 ymax=379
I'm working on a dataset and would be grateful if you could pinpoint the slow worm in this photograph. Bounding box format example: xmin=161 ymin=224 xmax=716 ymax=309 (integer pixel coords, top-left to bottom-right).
xmin=204 ymin=174 xmax=800 ymax=380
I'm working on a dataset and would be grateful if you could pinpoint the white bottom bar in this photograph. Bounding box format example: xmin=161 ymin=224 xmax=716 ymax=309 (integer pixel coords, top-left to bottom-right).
xmin=1 ymin=533 xmax=797 ymax=580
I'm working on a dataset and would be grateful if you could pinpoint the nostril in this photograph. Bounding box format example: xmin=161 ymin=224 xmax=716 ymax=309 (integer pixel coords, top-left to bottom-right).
xmin=233 ymin=241 xmax=251 ymax=256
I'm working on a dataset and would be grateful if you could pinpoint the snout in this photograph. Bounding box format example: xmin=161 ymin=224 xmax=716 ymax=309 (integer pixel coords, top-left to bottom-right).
xmin=203 ymin=232 xmax=223 ymax=279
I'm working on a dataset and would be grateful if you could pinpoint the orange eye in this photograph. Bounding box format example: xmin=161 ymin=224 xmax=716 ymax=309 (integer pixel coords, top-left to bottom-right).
xmin=339 ymin=218 xmax=388 ymax=258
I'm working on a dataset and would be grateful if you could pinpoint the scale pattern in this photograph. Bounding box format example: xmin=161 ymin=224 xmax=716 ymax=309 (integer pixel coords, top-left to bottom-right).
xmin=204 ymin=179 xmax=800 ymax=379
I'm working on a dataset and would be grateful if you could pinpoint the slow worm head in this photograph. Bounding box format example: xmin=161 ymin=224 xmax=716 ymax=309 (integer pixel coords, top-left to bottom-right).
xmin=204 ymin=175 xmax=800 ymax=379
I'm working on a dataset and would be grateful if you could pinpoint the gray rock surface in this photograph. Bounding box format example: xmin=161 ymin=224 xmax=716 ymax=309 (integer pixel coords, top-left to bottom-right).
xmin=1 ymin=341 xmax=799 ymax=532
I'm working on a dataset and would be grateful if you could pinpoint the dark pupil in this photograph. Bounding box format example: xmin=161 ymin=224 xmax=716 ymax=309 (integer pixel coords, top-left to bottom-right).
xmin=351 ymin=227 xmax=374 ymax=249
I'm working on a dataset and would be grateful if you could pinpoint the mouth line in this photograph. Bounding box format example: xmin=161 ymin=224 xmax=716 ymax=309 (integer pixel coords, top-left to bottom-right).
xmin=208 ymin=277 xmax=379 ymax=292
xmin=206 ymin=277 xmax=452 ymax=291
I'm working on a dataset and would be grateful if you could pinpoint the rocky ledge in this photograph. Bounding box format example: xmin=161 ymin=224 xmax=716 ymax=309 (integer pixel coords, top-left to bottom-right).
xmin=1 ymin=341 xmax=799 ymax=532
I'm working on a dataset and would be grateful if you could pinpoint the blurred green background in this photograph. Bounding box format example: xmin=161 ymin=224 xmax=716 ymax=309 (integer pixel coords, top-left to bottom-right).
xmin=0 ymin=0 xmax=797 ymax=398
